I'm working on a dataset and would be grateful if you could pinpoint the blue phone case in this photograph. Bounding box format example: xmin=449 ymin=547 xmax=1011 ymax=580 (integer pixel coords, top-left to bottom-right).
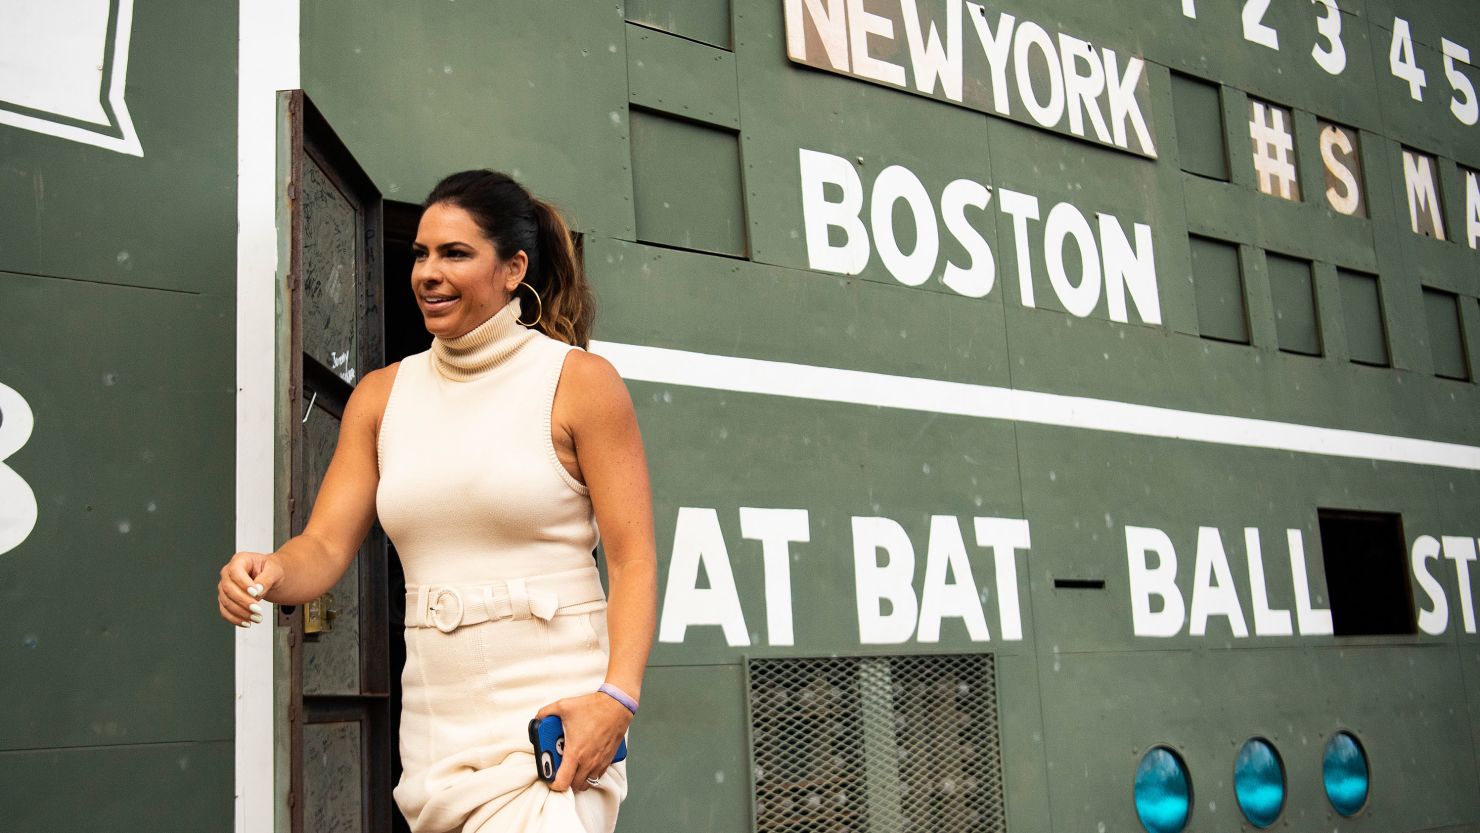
xmin=528 ymin=715 xmax=629 ymax=783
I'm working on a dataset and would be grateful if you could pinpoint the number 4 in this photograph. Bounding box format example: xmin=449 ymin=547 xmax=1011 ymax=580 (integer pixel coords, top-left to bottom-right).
xmin=1389 ymin=17 xmax=1427 ymax=101
xmin=1442 ymin=39 xmax=1478 ymax=125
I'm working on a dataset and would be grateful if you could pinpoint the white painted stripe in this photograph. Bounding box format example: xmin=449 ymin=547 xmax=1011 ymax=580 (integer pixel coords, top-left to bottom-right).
xmin=590 ymin=341 xmax=1480 ymax=472
xmin=237 ymin=1 xmax=297 ymax=832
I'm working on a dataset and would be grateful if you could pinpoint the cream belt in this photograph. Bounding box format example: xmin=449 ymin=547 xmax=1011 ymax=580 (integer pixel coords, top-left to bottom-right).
xmin=404 ymin=566 xmax=605 ymax=633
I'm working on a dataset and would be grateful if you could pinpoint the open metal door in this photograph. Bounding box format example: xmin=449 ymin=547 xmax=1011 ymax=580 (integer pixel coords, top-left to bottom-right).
xmin=277 ymin=89 xmax=395 ymax=833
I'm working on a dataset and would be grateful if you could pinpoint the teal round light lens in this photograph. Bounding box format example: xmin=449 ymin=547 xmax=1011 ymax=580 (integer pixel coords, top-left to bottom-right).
xmin=1135 ymin=747 xmax=1191 ymax=833
xmin=1323 ymin=732 xmax=1369 ymax=816
xmin=1233 ymin=738 xmax=1285 ymax=827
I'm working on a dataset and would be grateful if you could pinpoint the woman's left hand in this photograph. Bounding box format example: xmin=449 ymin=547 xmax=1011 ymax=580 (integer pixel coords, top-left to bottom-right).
xmin=535 ymin=692 xmax=633 ymax=792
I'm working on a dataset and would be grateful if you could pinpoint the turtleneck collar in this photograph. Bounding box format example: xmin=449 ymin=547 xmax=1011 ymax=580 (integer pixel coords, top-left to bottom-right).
xmin=429 ymin=297 xmax=535 ymax=381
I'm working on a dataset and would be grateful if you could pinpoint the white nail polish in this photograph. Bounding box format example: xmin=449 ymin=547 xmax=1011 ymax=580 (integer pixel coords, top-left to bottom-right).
xmin=250 ymin=584 xmax=264 ymax=597
xmin=249 ymin=603 xmax=261 ymax=614
xmin=251 ymin=613 xmax=264 ymax=623
xmin=239 ymin=621 xmax=251 ymax=628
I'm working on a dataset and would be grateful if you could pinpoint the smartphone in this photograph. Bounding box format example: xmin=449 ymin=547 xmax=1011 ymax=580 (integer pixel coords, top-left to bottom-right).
xmin=528 ymin=715 xmax=628 ymax=783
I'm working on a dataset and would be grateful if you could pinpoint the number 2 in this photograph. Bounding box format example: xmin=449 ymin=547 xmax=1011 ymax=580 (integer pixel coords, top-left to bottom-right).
xmin=1243 ymin=0 xmax=1279 ymax=50
xmin=1310 ymin=0 xmax=1346 ymax=75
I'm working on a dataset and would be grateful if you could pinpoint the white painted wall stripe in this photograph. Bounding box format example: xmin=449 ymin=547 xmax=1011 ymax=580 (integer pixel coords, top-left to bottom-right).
xmin=237 ymin=1 xmax=297 ymax=832
xmin=591 ymin=341 xmax=1480 ymax=472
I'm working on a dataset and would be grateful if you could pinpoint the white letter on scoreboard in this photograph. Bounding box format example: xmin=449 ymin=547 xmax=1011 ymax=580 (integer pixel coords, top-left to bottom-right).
xmin=1059 ymin=33 xmax=1111 ymax=143
xmin=1412 ymin=535 xmax=1449 ymax=635
xmin=871 ymin=164 xmax=940 ymax=287
xmin=1244 ymin=528 xmax=1294 ymax=637
xmin=1100 ymin=213 xmax=1162 ymax=325
xmin=1288 ymin=529 xmax=1334 ymax=636
xmin=1126 ymin=525 xmax=1185 ymax=637
xmin=799 ymin=148 xmax=871 ymax=274
xmin=918 ymin=515 xmax=991 ymax=642
xmin=1044 ymin=201 xmax=1102 ymax=318
xmin=941 ymin=178 xmax=996 ymax=298
xmin=785 ymin=0 xmax=851 ymax=71
xmin=998 ymin=188 xmax=1041 ymax=307
xmin=739 ymin=507 xmax=811 ymax=647
xmin=659 ymin=507 xmax=751 ymax=646
xmin=1466 ymin=169 xmax=1480 ymax=249
xmin=976 ymin=517 xmax=1030 ymax=641
xmin=1189 ymin=526 xmax=1250 ymax=638
xmin=900 ymin=0 xmax=964 ymax=101
xmin=847 ymin=0 xmax=907 ymax=86
xmin=966 ymin=5 xmax=1015 ymax=116
xmin=1442 ymin=536 xmax=1478 ymax=634
xmin=1013 ymin=22 xmax=1065 ymax=128
xmin=853 ymin=516 xmax=920 ymax=644
xmin=1403 ymin=150 xmax=1448 ymax=240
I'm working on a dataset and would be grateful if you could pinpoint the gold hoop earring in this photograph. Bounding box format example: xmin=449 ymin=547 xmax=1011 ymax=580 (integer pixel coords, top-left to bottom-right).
xmin=513 ymin=282 xmax=543 ymax=328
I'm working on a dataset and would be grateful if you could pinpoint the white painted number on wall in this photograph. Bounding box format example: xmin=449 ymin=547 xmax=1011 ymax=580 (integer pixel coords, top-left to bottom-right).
xmin=0 ymin=382 xmax=38 ymax=556
xmin=1242 ymin=0 xmax=1279 ymax=51
xmin=1441 ymin=38 xmax=1478 ymax=126
xmin=1389 ymin=17 xmax=1428 ymax=101
xmin=1310 ymin=0 xmax=1346 ymax=76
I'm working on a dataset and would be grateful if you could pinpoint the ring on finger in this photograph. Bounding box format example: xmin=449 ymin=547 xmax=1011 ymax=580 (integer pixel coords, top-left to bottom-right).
xmin=585 ymin=777 xmax=600 ymax=787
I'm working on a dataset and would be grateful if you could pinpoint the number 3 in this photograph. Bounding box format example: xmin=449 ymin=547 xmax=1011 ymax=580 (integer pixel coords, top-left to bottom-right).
xmin=0 ymin=382 xmax=38 ymax=557
xmin=1311 ymin=0 xmax=1346 ymax=75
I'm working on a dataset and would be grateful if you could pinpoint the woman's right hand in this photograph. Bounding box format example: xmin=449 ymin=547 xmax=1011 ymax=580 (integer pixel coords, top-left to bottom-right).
xmin=218 ymin=551 xmax=285 ymax=628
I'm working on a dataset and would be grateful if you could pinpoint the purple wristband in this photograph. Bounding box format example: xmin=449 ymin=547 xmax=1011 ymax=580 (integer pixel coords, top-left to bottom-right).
xmin=598 ymin=683 xmax=638 ymax=714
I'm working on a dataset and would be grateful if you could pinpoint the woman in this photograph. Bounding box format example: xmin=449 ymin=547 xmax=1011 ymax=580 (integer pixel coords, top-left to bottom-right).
xmin=217 ymin=170 xmax=658 ymax=833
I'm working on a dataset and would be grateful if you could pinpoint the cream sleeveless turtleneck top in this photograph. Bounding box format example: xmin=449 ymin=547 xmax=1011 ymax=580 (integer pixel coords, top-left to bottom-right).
xmin=375 ymin=297 xmax=599 ymax=586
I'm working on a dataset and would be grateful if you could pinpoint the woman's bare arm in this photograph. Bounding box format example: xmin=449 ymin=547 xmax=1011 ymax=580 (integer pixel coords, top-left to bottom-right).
xmin=536 ymin=349 xmax=657 ymax=791
xmin=566 ymin=351 xmax=658 ymax=697
xmin=217 ymin=364 xmax=397 ymax=624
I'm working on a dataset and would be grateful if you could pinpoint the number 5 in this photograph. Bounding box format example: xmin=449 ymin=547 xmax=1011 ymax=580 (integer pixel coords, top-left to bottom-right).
xmin=1311 ymin=0 xmax=1345 ymax=75
xmin=1442 ymin=38 xmax=1478 ymax=126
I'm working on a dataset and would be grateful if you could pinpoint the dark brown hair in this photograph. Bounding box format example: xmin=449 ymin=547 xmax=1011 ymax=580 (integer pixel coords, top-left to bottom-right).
xmin=424 ymin=170 xmax=594 ymax=348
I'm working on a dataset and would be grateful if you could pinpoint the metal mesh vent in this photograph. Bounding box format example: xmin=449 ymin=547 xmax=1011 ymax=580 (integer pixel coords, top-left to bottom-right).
xmin=747 ymin=654 xmax=1006 ymax=833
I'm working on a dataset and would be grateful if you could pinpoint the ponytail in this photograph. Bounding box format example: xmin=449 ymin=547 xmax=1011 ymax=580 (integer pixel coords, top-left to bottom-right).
xmin=424 ymin=170 xmax=597 ymax=348
xmin=529 ymin=198 xmax=595 ymax=349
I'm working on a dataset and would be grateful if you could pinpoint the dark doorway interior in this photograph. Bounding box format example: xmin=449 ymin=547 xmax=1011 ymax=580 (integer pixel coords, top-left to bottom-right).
xmin=385 ymin=201 xmax=430 ymax=366
xmin=381 ymin=199 xmax=423 ymax=833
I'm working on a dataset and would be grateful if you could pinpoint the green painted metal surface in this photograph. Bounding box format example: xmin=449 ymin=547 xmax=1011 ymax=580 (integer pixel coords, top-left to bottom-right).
xmin=1 ymin=0 xmax=1478 ymax=829
xmin=626 ymin=23 xmax=741 ymax=129
xmin=0 ymin=1 xmax=238 ymax=829
xmin=297 ymin=1 xmax=1480 ymax=827
xmin=630 ymin=110 xmax=748 ymax=256
xmin=300 ymin=0 xmax=636 ymax=236
xmin=626 ymin=0 xmax=733 ymax=50
xmin=0 ymin=740 xmax=234 ymax=832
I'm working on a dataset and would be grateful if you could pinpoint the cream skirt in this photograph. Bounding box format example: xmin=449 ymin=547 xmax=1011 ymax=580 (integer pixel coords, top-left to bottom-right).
xmin=393 ymin=568 xmax=627 ymax=833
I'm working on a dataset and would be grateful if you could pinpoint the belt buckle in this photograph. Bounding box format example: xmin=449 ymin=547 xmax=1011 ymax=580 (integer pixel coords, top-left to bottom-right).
xmin=429 ymin=588 xmax=464 ymax=633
